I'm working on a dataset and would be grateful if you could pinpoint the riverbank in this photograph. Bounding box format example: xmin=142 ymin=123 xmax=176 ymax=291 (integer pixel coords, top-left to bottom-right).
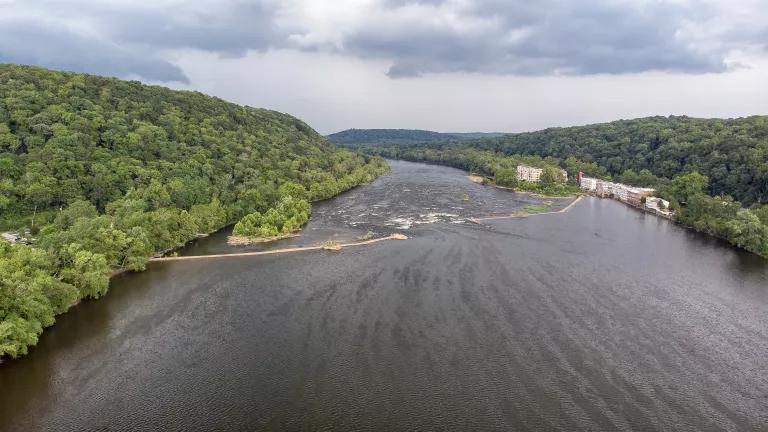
xmin=469 ymin=195 xmax=584 ymax=223
xmin=467 ymin=175 xmax=578 ymax=198
xmin=5 ymin=161 xmax=767 ymax=431
xmin=0 ymin=161 xmax=393 ymax=360
xmin=227 ymin=233 xmax=300 ymax=246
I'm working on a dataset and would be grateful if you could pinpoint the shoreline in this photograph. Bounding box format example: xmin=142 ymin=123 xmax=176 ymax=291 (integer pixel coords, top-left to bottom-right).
xmin=468 ymin=195 xmax=584 ymax=223
xmin=2 ymin=169 xmax=393 ymax=361
xmin=466 ymin=175 xmax=578 ymax=199
xmin=227 ymin=233 xmax=300 ymax=246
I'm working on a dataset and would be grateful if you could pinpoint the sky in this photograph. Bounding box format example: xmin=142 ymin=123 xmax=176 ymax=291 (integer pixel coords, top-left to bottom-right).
xmin=1 ymin=0 xmax=767 ymax=134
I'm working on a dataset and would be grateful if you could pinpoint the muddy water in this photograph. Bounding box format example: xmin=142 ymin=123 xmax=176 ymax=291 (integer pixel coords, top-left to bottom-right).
xmin=1 ymin=160 xmax=767 ymax=431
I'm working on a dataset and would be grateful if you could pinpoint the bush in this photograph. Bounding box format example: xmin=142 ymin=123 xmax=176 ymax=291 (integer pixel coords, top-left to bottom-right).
xmin=233 ymin=196 xmax=311 ymax=238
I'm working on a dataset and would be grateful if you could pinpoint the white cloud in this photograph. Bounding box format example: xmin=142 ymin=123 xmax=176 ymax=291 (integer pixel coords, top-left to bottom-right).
xmin=169 ymin=48 xmax=768 ymax=134
xmin=1 ymin=0 xmax=767 ymax=131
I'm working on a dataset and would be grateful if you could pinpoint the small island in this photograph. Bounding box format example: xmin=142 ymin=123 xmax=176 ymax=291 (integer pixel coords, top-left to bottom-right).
xmin=228 ymin=185 xmax=311 ymax=245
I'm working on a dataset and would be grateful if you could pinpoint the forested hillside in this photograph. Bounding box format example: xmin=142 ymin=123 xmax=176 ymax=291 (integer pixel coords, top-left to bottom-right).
xmin=356 ymin=118 xmax=768 ymax=259
xmin=0 ymin=64 xmax=388 ymax=358
xmin=327 ymin=129 xmax=505 ymax=146
xmin=429 ymin=116 xmax=768 ymax=206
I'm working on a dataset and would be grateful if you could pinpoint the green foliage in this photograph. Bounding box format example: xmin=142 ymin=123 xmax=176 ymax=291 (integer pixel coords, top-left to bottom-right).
xmin=562 ymin=156 xmax=610 ymax=181
xmin=0 ymin=64 xmax=390 ymax=357
xmin=668 ymin=171 xmax=709 ymax=204
xmin=359 ymin=126 xmax=767 ymax=257
xmin=233 ymin=196 xmax=311 ymax=238
xmin=360 ymin=145 xmax=577 ymax=196
xmin=523 ymin=204 xmax=550 ymax=214
xmin=59 ymin=245 xmax=110 ymax=299
xmin=53 ymin=199 xmax=98 ymax=230
xmin=189 ymin=198 xmax=227 ymax=234
xmin=327 ymin=129 xmax=504 ymax=146
xmin=540 ymin=166 xmax=566 ymax=186
xmin=377 ymin=116 xmax=768 ymax=206
xmin=0 ymin=240 xmax=78 ymax=358
xmin=494 ymin=168 xmax=518 ymax=188
xmin=674 ymin=189 xmax=768 ymax=257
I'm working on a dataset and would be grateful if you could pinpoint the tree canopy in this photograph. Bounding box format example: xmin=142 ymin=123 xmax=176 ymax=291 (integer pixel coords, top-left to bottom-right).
xmin=0 ymin=64 xmax=389 ymax=358
xmin=392 ymin=116 xmax=768 ymax=206
xmin=327 ymin=129 xmax=504 ymax=146
xmin=352 ymin=123 xmax=768 ymax=258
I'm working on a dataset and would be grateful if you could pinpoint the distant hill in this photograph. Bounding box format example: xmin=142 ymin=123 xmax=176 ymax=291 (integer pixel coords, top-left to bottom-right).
xmin=327 ymin=129 xmax=506 ymax=146
xmin=0 ymin=64 xmax=389 ymax=358
xmin=351 ymin=115 xmax=768 ymax=206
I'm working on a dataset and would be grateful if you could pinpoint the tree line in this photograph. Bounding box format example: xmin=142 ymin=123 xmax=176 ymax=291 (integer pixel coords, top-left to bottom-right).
xmin=326 ymin=128 xmax=505 ymax=146
xmin=358 ymin=145 xmax=578 ymax=196
xmin=389 ymin=116 xmax=768 ymax=206
xmin=0 ymin=64 xmax=388 ymax=358
xmin=354 ymin=129 xmax=768 ymax=258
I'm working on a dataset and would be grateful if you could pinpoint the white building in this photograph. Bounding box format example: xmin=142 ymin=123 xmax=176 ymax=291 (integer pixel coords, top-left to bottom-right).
xmin=601 ymin=183 xmax=654 ymax=204
xmin=646 ymin=197 xmax=671 ymax=214
xmin=580 ymin=177 xmax=598 ymax=191
xmin=517 ymin=165 xmax=543 ymax=182
xmin=613 ymin=184 xmax=632 ymax=202
xmin=516 ymin=165 xmax=568 ymax=183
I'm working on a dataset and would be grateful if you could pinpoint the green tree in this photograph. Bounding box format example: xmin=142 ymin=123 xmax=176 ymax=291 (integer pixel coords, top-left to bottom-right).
xmin=669 ymin=171 xmax=709 ymax=204
xmin=494 ymin=168 xmax=518 ymax=188
xmin=60 ymin=244 xmax=110 ymax=299
xmin=540 ymin=166 xmax=566 ymax=186
xmin=0 ymin=64 xmax=391 ymax=357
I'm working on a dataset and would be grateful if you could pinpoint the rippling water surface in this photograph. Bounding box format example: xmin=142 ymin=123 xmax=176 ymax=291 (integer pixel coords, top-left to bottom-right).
xmin=1 ymin=160 xmax=767 ymax=431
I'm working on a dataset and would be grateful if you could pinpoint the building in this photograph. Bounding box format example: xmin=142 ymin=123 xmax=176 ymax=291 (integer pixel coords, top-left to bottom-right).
xmin=579 ymin=176 xmax=599 ymax=191
xmin=517 ymin=165 xmax=543 ymax=182
xmin=626 ymin=187 xmax=655 ymax=206
xmin=581 ymin=173 xmax=674 ymax=219
xmin=610 ymin=183 xmax=655 ymax=207
xmin=595 ymin=180 xmax=614 ymax=197
xmin=646 ymin=197 xmax=671 ymax=214
xmin=591 ymin=180 xmax=653 ymax=204
xmin=614 ymin=184 xmax=631 ymax=203
xmin=517 ymin=165 xmax=568 ymax=183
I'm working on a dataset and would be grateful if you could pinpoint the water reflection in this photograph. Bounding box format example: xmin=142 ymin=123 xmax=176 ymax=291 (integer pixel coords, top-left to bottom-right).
xmin=1 ymin=160 xmax=766 ymax=431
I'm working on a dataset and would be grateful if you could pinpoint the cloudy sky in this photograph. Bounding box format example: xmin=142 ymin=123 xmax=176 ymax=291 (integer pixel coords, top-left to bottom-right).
xmin=1 ymin=0 xmax=767 ymax=134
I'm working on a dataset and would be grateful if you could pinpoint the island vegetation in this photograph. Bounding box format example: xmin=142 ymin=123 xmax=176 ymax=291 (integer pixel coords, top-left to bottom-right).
xmin=231 ymin=193 xmax=311 ymax=243
xmin=0 ymin=64 xmax=388 ymax=358
xmin=348 ymin=119 xmax=768 ymax=258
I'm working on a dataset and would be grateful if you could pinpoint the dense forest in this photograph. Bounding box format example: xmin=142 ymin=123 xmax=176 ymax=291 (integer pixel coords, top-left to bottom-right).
xmin=355 ymin=119 xmax=768 ymax=258
xmin=362 ymin=145 xmax=579 ymax=196
xmin=346 ymin=117 xmax=768 ymax=206
xmin=327 ymin=129 xmax=505 ymax=146
xmin=0 ymin=64 xmax=388 ymax=358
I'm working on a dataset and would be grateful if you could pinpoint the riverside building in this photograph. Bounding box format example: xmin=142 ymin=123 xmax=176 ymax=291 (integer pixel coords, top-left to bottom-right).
xmin=516 ymin=165 xmax=568 ymax=183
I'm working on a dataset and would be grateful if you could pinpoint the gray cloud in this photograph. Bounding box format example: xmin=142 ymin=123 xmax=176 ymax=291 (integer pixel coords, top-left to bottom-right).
xmin=100 ymin=2 xmax=278 ymax=56
xmin=0 ymin=19 xmax=189 ymax=82
xmin=346 ymin=0 xmax=734 ymax=77
xmin=0 ymin=0 xmax=765 ymax=82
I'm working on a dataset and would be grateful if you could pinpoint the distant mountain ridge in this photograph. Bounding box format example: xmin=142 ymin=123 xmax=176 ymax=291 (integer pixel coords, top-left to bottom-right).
xmin=327 ymin=129 xmax=506 ymax=146
xmin=346 ymin=115 xmax=768 ymax=207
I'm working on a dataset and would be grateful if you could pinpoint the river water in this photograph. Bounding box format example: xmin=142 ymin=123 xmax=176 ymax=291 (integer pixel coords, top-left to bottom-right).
xmin=1 ymin=160 xmax=767 ymax=431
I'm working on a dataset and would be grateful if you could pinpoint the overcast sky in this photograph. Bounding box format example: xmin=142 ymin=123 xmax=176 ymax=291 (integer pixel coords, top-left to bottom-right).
xmin=1 ymin=0 xmax=767 ymax=134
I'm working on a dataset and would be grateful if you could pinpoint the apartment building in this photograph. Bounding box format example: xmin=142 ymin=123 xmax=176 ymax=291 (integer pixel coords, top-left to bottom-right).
xmin=517 ymin=165 xmax=568 ymax=183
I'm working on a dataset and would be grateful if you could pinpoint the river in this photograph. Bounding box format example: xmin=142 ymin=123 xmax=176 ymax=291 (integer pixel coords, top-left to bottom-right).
xmin=1 ymin=160 xmax=767 ymax=431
